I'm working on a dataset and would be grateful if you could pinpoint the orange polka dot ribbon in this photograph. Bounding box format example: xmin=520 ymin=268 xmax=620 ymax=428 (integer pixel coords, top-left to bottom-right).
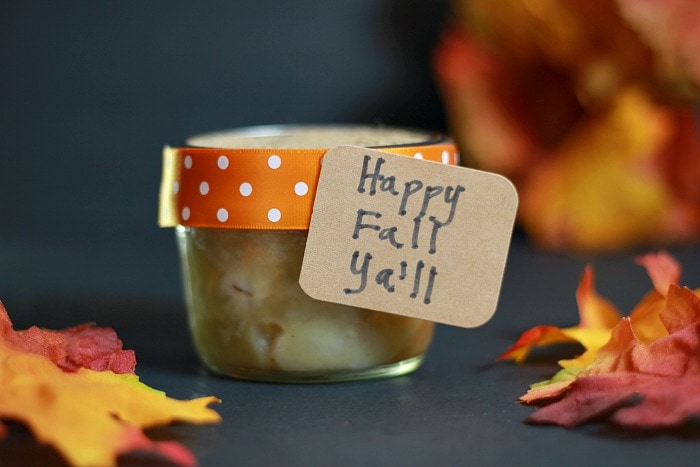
xmin=159 ymin=141 xmax=459 ymax=230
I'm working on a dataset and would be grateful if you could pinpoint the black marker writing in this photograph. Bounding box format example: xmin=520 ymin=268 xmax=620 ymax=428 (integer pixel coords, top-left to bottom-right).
xmin=398 ymin=180 xmax=423 ymax=215
xmin=358 ymin=156 xmax=399 ymax=196
xmin=427 ymin=185 xmax=465 ymax=254
xmin=343 ymin=250 xmax=372 ymax=294
xmin=344 ymin=254 xmax=438 ymax=304
xmin=410 ymin=260 xmax=424 ymax=299
xmin=344 ymin=154 xmax=464 ymax=304
xmin=375 ymin=268 xmax=395 ymax=292
xmin=352 ymin=209 xmax=381 ymax=239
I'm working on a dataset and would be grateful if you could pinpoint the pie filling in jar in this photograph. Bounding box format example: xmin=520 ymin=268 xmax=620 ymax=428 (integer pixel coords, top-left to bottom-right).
xmin=160 ymin=125 xmax=458 ymax=382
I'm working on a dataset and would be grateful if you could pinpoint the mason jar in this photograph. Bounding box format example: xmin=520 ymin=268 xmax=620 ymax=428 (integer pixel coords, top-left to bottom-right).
xmin=159 ymin=125 xmax=459 ymax=382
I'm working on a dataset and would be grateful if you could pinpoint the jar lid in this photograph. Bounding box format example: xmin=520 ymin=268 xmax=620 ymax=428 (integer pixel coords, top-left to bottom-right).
xmin=159 ymin=125 xmax=459 ymax=229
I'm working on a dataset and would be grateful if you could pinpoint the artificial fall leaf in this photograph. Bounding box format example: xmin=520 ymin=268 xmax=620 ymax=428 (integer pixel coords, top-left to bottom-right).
xmin=434 ymin=0 xmax=700 ymax=252
xmin=499 ymin=251 xmax=680 ymax=367
xmin=503 ymin=253 xmax=700 ymax=429
xmin=524 ymin=286 xmax=700 ymax=428
xmin=432 ymin=26 xmax=542 ymax=177
xmin=0 ymin=303 xmax=136 ymax=374
xmin=616 ymin=0 xmax=700 ymax=94
xmin=517 ymin=88 xmax=677 ymax=252
xmin=0 ymin=301 xmax=221 ymax=466
xmin=499 ymin=263 xmax=622 ymax=367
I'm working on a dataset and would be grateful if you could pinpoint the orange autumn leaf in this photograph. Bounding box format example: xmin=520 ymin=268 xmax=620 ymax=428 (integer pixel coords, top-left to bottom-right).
xmin=517 ymin=88 xmax=677 ymax=252
xmin=434 ymin=0 xmax=700 ymax=252
xmin=505 ymin=252 xmax=700 ymax=429
xmin=498 ymin=264 xmax=621 ymax=366
xmin=635 ymin=248 xmax=681 ymax=294
xmin=523 ymin=285 xmax=700 ymax=428
xmin=616 ymin=0 xmax=700 ymax=91
xmin=499 ymin=251 xmax=680 ymax=367
xmin=624 ymin=251 xmax=680 ymax=344
xmin=0 ymin=302 xmax=221 ymax=466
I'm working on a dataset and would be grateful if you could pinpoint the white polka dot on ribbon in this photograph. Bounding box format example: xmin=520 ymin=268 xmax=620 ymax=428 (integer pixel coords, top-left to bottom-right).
xmin=240 ymin=182 xmax=253 ymax=197
xmin=268 ymin=208 xmax=281 ymax=222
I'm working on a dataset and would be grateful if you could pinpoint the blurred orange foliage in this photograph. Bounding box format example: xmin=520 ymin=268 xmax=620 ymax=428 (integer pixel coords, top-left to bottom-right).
xmin=434 ymin=0 xmax=700 ymax=252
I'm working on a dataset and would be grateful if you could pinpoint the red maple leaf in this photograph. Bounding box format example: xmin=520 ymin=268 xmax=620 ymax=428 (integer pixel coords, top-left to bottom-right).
xmin=520 ymin=281 xmax=700 ymax=428
xmin=0 ymin=302 xmax=135 ymax=374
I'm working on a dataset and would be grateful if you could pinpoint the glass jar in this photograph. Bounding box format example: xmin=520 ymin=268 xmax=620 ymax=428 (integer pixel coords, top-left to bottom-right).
xmin=159 ymin=125 xmax=459 ymax=382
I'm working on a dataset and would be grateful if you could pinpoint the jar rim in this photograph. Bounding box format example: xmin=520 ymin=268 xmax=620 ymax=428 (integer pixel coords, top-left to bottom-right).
xmin=185 ymin=124 xmax=449 ymax=150
xmin=159 ymin=124 xmax=458 ymax=230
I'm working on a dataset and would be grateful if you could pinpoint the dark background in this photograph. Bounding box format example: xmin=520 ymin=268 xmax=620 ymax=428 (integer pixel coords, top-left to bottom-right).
xmin=1 ymin=0 xmax=448 ymax=309
xmin=3 ymin=2 xmax=700 ymax=466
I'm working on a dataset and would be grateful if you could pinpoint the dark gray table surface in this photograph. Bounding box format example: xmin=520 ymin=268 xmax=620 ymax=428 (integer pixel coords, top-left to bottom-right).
xmin=2 ymin=232 xmax=700 ymax=467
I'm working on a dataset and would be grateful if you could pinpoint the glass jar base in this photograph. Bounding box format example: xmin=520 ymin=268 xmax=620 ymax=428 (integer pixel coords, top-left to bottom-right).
xmin=205 ymin=354 xmax=426 ymax=383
